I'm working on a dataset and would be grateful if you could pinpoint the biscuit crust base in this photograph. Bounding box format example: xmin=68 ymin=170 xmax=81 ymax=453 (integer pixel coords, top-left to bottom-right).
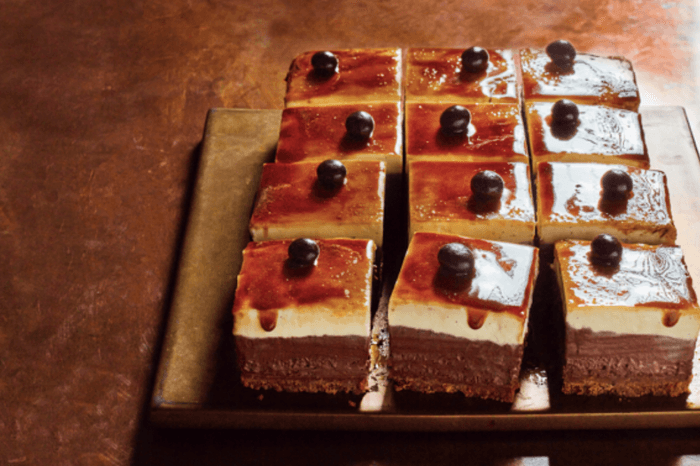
xmin=390 ymin=326 xmax=524 ymax=403
xmin=563 ymin=326 xmax=695 ymax=397
xmin=236 ymin=335 xmax=370 ymax=395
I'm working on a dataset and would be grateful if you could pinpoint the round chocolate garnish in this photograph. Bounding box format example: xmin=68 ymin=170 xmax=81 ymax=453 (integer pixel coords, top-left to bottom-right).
xmin=551 ymin=99 xmax=579 ymax=127
xmin=471 ymin=170 xmax=504 ymax=201
xmin=590 ymin=234 xmax=622 ymax=267
xmin=438 ymin=242 xmax=475 ymax=277
xmin=288 ymin=238 xmax=320 ymax=268
xmin=461 ymin=46 xmax=490 ymax=74
xmin=546 ymin=40 xmax=576 ymax=69
xmin=316 ymin=159 xmax=347 ymax=191
xmin=440 ymin=105 xmax=471 ymax=136
xmin=345 ymin=111 xmax=374 ymax=140
xmin=601 ymin=169 xmax=633 ymax=201
xmin=311 ymin=51 xmax=338 ymax=77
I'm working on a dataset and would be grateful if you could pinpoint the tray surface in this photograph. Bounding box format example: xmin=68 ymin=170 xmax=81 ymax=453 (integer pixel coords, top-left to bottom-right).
xmin=150 ymin=106 xmax=700 ymax=430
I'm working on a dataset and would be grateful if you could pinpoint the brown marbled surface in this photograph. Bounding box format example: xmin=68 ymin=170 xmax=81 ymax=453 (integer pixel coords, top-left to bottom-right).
xmin=3 ymin=0 xmax=700 ymax=464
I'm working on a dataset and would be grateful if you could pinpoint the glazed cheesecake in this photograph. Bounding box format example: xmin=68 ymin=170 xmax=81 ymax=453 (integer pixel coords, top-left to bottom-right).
xmin=408 ymin=160 xmax=535 ymax=244
xmin=249 ymin=160 xmax=385 ymax=246
xmin=284 ymin=48 xmax=402 ymax=108
xmin=536 ymin=162 xmax=677 ymax=245
xmin=520 ymin=42 xmax=640 ymax=111
xmin=275 ymin=102 xmax=403 ymax=174
xmin=554 ymin=237 xmax=700 ymax=397
xmin=388 ymin=232 xmax=539 ymax=402
xmin=405 ymin=47 xmax=518 ymax=104
xmin=525 ymin=101 xmax=650 ymax=168
xmin=233 ymin=238 xmax=376 ymax=394
xmin=405 ymin=102 xmax=528 ymax=167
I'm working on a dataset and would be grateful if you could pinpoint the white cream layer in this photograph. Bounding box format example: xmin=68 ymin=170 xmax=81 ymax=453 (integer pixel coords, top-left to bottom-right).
xmin=234 ymin=302 xmax=372 ymax=339
xmin=566 ymin=307 xmax=700 ymax=340
xmin=389 ymin=301 xmax=530 ymax=346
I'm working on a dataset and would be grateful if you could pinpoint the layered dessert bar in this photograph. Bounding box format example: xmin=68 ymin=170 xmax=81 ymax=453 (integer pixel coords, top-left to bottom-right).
xmin=284 ymin=48 xmax=402 ymax=107
xmin=249 ymin=160 xmax=386 ymax=246
xmin=554 ymin=237 xmax=700 ymax=397
xmin=405 ymin=102 xmax=528 ymax=167
xmin=520 ymin=41 xmax=640 ymax=111
xmin=388 ymin=232 xmax=539 ymax=402
xmin=536 ymin=162 xmax=676 ymax=245
xmin=233 ymin=238 xmax=376 ymax=394
xmin=405 ymin=47 xmax=518 ymax=104
xmin=275 ymin=102 xmax=403 ymax=174
xmin=408 ymin=160 xmax=535 ymax=244
xmin=525 ymin=100 xmax=649 ymax=168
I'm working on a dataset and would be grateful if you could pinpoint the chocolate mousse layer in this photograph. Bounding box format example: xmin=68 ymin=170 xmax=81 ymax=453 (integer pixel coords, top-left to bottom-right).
xmin=390 ymin=326 xmax=524 ymax=402
xmin=563 ymin=326 xmax=695 ymax=397
xmin=236 ymin=335 xmax=369 ymax=394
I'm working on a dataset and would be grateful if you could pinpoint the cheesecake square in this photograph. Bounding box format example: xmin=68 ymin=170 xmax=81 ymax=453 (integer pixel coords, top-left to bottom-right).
xmin=520 ymin=47 xmax=640 ymax=111
xmin=233 ymin=238 xmax=376 ymax=394
xmin=249 ymin=161 xmax=385 ymax=247
xmin=536 ymin=162 xmax=676 ymax=245
xmin=405 ymin=102 xmax=529 ymax=167
xmin=554 ymin=239 xmax=700 ymax=397
xmin=275 ymin=102 xmax=403 ymax=174
xmin=405 ymin=47 xmax=518 ymax=104
xmin=284 ymin=48 xmax=402 ymax=108
xmin=525 ymin=101 xmax=650 ymax=168
xmin=388 ymin=232 xmax=539 ymax=402
xmin=408 ymin=160 xmax=535 ymax=244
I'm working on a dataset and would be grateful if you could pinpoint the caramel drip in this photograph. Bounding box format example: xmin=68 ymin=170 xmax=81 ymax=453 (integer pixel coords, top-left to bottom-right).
xmin=662 ymin=310 xmax=680 ymax=328
xmin=258 ymin=309 xmax=278 ymax=332
xmin=467 ymin=309 xmax=487 ymax=330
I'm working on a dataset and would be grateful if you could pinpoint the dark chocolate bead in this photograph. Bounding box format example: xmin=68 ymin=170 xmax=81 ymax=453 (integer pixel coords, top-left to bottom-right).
xmin=461 ymin=46 xmax=490 ymax=74
xmin=546 ymin=40 xmax=576 ymax=69
xmin=551 ymin=99 xmax=579 ymax=126
xmin=471 ymin=170 xmax=504 ymax=201
xmin=590 ymin=234 xmax=622 ymax=267
xmin=288 ymin=238 xmax=320 ymax=268
xmin=438 ymin=242 xmax=475 ymax=277
xmin=311 ymin=51 xmax=338 ymax=77
xmin=345 ymin=111 xmax=374 ymax=140
xmin=317 ymin=159 xmax=347 ymax=191
xmin=601 ymin=169 xmax=633 ymax=201
xmin=440 ymin=105 xmax=471 ymax=135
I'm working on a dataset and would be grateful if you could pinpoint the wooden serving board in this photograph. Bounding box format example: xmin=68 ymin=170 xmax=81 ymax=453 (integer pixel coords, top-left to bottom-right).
xmin=150 ymin=106 xmax=700 ymax=431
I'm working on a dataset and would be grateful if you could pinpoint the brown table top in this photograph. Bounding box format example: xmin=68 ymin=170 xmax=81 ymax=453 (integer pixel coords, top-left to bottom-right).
xmin=3 ymin=0 xmax=700 ymax=464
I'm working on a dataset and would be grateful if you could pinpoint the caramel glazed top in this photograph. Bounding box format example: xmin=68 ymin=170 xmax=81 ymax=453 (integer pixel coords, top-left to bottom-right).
xmin=284 ymin=46 xmax=640 ymax=111
xmin=410 ymin=161 xmax=534 ymax=223
xmin=556 ymin=241 xmax=698 ymax=313
xmin=284 ymin=48 xmax=402 ymax=105
xmin=394 ymin=233 xmax=538 ymax=321
xmin=233 ymin=238 xmax=374 ymax=315
xmin=537 ymin=162 xmax=674 ymax=228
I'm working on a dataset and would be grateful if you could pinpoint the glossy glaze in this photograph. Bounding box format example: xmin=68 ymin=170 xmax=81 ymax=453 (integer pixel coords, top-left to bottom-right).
xmin=556 ymin=240 xmax=697 ymax=309
xmin=275 ymin=102 xmax=402 ymax=162
xmin=393 ymin=232 xmax=537 ymax=319
xmin=520 ymin=48 xmax=640 ymax=111
xmin=405 ymin=48 xmax=518 ymax=103
xmin=406 ymin=102 xmax=528 ymax=161
xmin=285 ymin=48 xmax=401 ymax=106
xmin=410 ymin=161 xmax=534 ymax=222
xmin=526 ymin=102 xmax=649 ymax=167
xmin=537 ymin=162 xmax=675 ymax=231
xmin=233 ymin=238 xmax=373 ymax=318
xmin=250 ymin=161 xmax=384 ymax=226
